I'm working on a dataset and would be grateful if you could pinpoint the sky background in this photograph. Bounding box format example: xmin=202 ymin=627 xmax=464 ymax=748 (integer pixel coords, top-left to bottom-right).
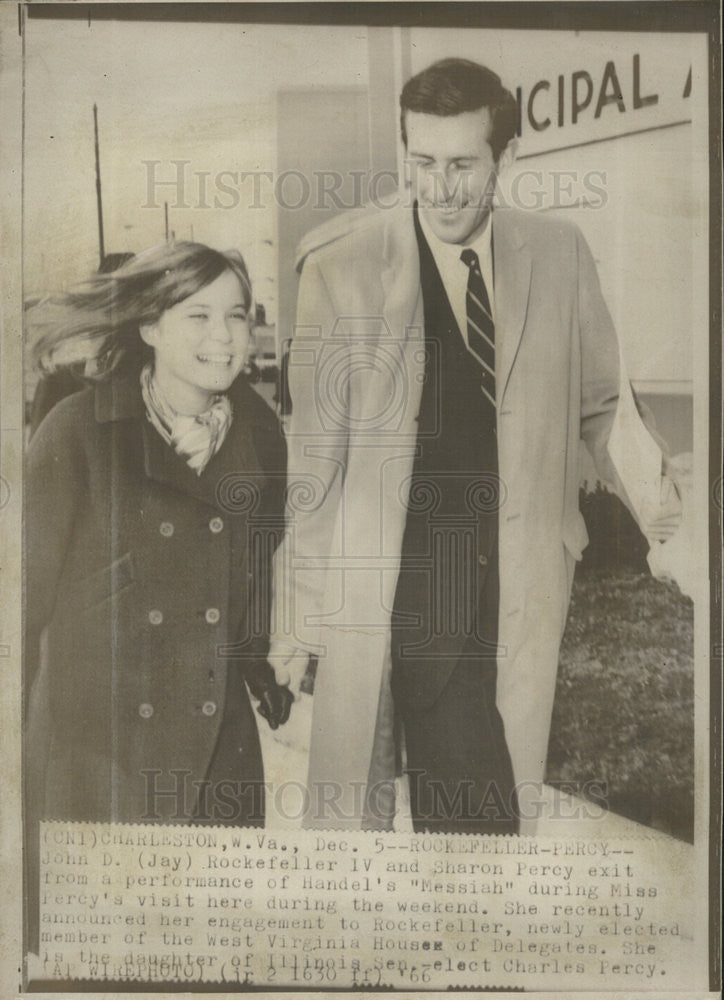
xmin=23 ymin=19 xmax=370 ymax=321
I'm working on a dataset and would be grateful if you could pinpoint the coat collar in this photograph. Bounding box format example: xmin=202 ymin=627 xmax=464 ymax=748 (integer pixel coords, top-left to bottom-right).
xmin=491 ymin=209 xmax=532 ymax=403
xmin=94 ymin=369 xmax=266 ymax=508
xmin=380 ymin=203 xmax=423 ymax=342
xmin=94 ymin=369 xmax=146 ymax=424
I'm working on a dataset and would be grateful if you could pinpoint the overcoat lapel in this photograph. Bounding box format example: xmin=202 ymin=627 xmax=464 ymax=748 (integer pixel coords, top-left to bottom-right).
xmin=380 ymin=207 xmax=426 ymax=437
xmin=380 ymin=205 xmax=423 ymax=343
xmin=492 ymin=210 xmax=532 ymax=405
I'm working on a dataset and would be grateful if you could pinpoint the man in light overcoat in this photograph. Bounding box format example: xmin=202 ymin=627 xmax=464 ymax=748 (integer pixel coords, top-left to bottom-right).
xmin=269 ymin=58 xmax=681 ymax=832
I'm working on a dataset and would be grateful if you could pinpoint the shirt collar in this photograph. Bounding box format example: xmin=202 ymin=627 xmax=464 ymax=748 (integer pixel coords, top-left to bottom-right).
xmin=418 ymin=207 xmax=494 ymax=271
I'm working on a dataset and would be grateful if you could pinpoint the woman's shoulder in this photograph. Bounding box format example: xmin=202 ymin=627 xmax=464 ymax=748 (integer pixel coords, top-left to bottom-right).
xmin=25 ymin=384 xmax=104 ymax=493
xmin=29 ymin=383 xmax=97 ymax=450
xmin=231 ymin=377 xmax=278 ymax=432
xmin=28 ymin=370 xmax=142 ymax=463
xmin=230 ymin=377 xmax=286 ymax=469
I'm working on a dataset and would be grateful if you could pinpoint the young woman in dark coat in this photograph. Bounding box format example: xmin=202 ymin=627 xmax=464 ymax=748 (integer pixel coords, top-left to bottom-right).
xmin=25 ymin=243 xmax=293 ymax=943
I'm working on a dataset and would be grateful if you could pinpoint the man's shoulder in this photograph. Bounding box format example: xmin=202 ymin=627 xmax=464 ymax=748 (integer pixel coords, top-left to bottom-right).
xmin=295 ymin=204 xmax=397 ymax=273
xmin=496 ymin=206 xmax=582 ymax=247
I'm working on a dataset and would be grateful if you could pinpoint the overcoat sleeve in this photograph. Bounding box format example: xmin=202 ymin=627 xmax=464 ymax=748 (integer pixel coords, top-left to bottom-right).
xmin=574 ymin=225 xmax=673 ymax=531
xmin=575 ymin=225 xmax=622 ymax=483
xmin=271 ymin=257 xmax=349 ymax=654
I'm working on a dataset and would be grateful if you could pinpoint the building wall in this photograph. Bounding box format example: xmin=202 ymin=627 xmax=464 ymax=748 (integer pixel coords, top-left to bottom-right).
xmin=276 ymin=87 xmax=371 ymax=350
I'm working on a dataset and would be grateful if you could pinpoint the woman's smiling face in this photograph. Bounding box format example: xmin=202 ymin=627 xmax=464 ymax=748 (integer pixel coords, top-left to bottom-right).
xmin=141 ymin=268 xmax=251 ymax=414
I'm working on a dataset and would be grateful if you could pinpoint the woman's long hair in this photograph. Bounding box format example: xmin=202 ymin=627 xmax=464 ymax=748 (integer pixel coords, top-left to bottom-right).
xmin=28 ymin=242 xmax=254 ymax=379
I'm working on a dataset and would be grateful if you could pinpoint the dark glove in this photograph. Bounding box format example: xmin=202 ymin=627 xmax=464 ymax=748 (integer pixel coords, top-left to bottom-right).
xmin=245 ymin=661 xmax=294 ymax=730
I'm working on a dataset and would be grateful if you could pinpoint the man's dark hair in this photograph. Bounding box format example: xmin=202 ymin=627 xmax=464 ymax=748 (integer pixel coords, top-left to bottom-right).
xmin=400 ymin=58 xmax=518 ymax=161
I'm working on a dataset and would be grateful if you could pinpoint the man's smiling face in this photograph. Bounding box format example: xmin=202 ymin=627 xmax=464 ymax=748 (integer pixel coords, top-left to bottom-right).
xmin=405 ymin=107 xmax=500 ymax=245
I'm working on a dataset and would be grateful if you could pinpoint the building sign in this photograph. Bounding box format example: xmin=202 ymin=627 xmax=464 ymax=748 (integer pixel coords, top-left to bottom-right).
xmin=517 ymin=53 xmax=689 ymax=143
xmin=410 ymin=30 xmax=698 ymax=159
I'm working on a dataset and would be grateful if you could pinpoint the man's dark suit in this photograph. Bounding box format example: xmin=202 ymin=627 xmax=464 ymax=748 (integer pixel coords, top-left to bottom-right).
xmin=390 ymin=210 xmax=517 ymax=833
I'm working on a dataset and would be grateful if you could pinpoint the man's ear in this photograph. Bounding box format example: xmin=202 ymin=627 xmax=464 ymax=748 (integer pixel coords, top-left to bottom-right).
xmin=139 ymin=323 xmax=157 ymax=348
xmin=497 ymin=137 xmax=519 ymax=175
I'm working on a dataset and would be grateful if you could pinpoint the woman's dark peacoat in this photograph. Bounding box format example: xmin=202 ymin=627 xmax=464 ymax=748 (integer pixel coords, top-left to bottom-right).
xmin=25 ymin=367 xmax=286 ymax=827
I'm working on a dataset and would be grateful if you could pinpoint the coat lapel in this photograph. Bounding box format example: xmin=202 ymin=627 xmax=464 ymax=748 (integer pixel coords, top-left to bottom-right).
xmin=143 ymin=381 xmax=264 ymax=508
xmin=492 ymin=209 xmax=532 ymax=405
xmin=381 ymin=206 xmax=424 ymax=341
xmin=96 ymin=371 xmax=263 ymax=509
xmin=380 ymin=207 xmax=426 ymax=434
xmin=141 ymin=420 xmax=223 ymax=507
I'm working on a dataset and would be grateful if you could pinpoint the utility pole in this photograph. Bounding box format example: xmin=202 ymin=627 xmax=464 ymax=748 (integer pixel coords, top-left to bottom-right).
xmin=93 ymin=103 xmax=105 ymax=267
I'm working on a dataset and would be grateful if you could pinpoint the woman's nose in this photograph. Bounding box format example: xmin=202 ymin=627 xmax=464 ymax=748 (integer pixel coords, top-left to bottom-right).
xmin=208 ymin=318 xmax=233 ymax=342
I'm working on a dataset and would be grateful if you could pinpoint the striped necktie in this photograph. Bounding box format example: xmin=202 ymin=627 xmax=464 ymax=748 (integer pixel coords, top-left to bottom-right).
xmin=461 ymin=247 xmax=496 ymax=410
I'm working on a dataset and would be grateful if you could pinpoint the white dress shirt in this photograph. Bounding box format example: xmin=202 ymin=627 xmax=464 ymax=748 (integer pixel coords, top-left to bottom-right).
xmin=418 ymin=209 xmax=495 ymax=343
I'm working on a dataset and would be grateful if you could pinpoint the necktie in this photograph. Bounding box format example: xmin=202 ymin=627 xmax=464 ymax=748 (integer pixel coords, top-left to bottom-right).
xmin=461 ymin=247 xmax=495 ymax=410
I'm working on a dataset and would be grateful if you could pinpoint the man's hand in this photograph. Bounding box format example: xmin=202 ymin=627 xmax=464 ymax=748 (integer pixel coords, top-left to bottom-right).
xmin=641 ymin=464 xmax=684 ymax=543
xmin=244 ymin=661 xmax=294 ymax=730
xmin=267 ymin=641 xmax=310 ymax=700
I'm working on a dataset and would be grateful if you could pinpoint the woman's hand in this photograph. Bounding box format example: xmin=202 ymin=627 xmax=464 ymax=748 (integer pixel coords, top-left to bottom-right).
xmin=245 ymin=661 xmax=294 ymax=730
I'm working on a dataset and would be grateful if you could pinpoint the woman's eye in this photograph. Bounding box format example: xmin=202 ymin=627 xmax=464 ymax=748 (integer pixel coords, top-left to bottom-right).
xmin=188 ymin=313 xmax=208 ymax=321
xmin=230 ymin=312 xmax=247 ymax=321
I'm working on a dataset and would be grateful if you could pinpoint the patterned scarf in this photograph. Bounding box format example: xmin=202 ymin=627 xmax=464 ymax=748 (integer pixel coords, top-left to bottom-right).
xmin=140 ymin=363 xmax=232 ymax=476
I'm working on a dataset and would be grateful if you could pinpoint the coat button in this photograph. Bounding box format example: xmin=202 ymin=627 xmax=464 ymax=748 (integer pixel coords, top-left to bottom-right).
xmin=148 ymin=609 xmax=163 ymax=625
xmin=138 ymin=702 xmax=154 ymax=719
xmin=478 ymin=554 xmax=488 ymax=567
xmin=205 ymin=607 xmax=221 ymax=625
xmin=209 ymin=517 xmax=224 ymax=533
xmin=201 ymin=701 xmax=217 ymax=716
xmin=159 ymin=521 xmax=174 ymax=537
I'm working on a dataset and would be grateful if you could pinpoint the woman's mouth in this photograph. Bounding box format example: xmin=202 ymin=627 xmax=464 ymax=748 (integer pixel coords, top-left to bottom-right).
xmin=196 ymin=353 xmax=233 ymax=367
